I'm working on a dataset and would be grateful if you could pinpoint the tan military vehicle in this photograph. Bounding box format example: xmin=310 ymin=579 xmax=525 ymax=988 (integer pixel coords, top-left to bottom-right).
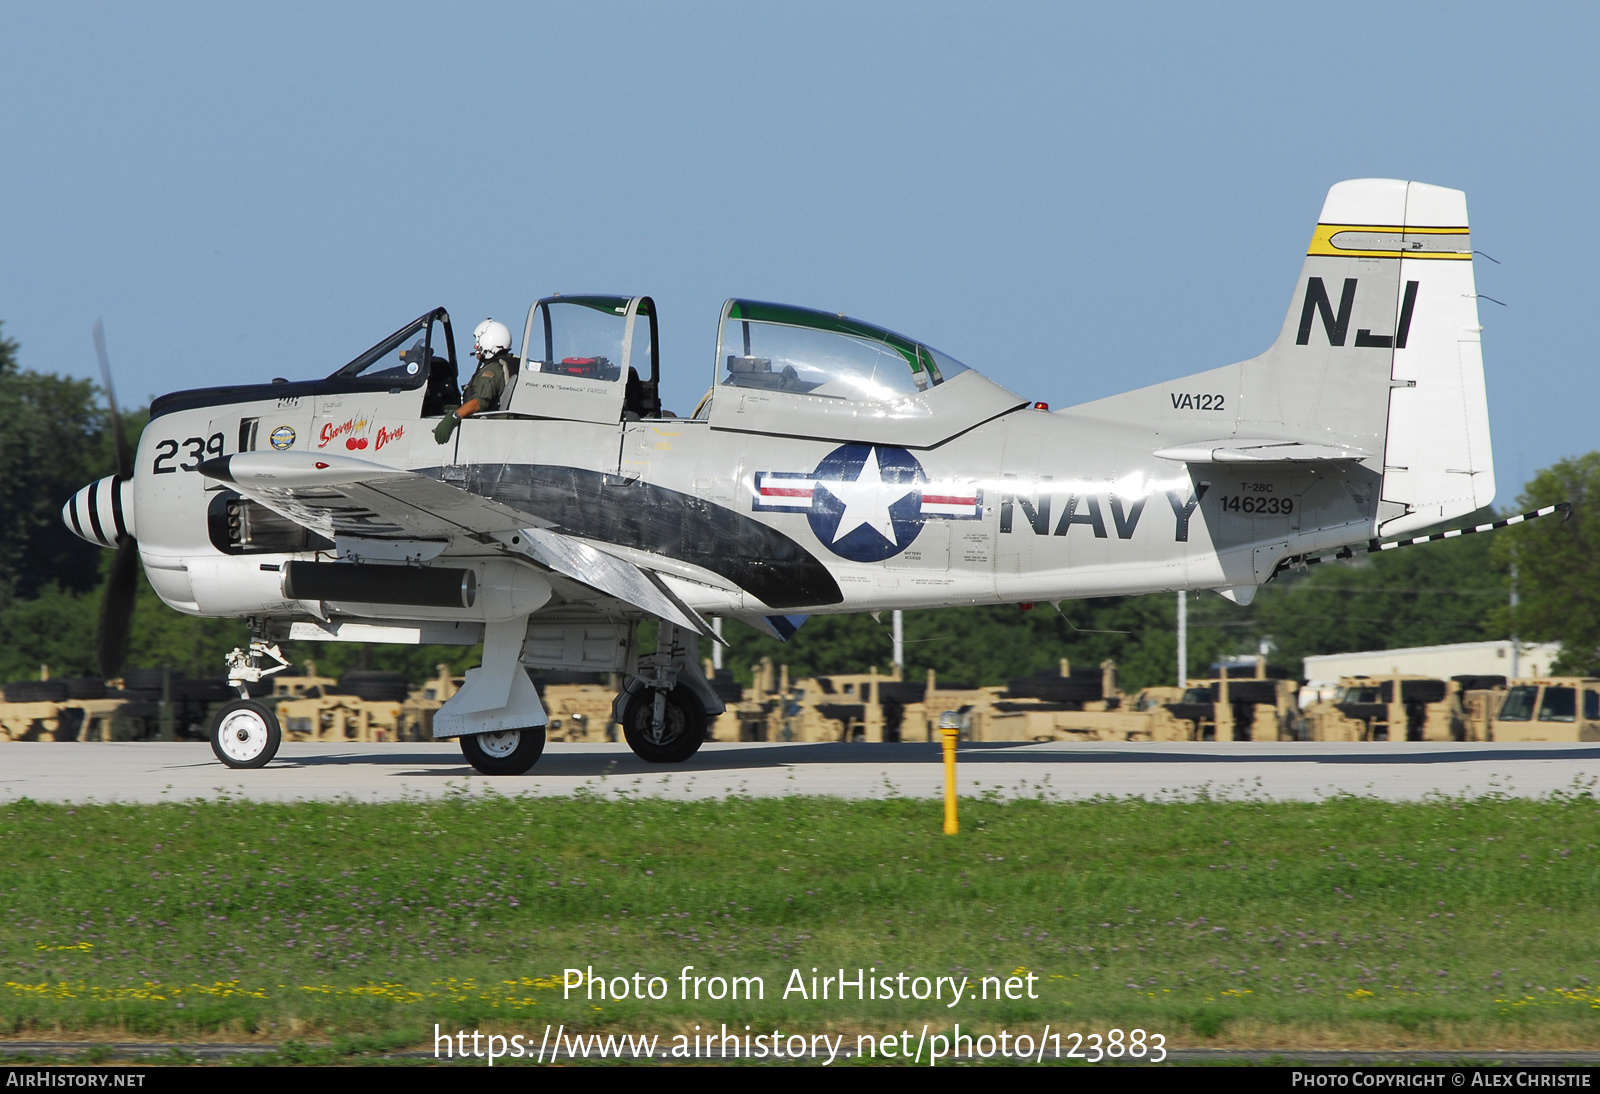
xmin=3 ymin=667 xmax=243 ymax=742
xmin=0 ymin=672 xmax=122 ymax=742
xmin=539 ymin=671 xmax=622 ymax=743
xmin=703 ymin=656 xmax=1302 ymax=745
xmin=890 ymin=659 xmax=1273 ymax=744
xmin=1158 ymin=669 xmax=1302 ymax=742
xmin=1301 ymin=674 xmax=1464 ymax=742
xmin=1490 ymin=677 xmax=1600 ymax=742
xmin=969 ymin=660 xmax=1188 ymax=742
xmin=1452 ymin=675 xmax=1509 ymax=742
xmin=275 ymin=663 xmax=460 ymax=742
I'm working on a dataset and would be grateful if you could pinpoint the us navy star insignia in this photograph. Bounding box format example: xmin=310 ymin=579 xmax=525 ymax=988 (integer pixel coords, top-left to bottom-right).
xmin=753 ymin=444 xmax=982 ymax=562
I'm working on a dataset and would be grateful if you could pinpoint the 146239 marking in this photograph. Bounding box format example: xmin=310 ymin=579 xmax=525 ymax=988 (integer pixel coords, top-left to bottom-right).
xmin=1219 ymin=494 xmax=1293 ymax=514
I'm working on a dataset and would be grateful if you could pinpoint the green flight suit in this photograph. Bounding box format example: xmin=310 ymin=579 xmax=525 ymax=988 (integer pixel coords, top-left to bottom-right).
xmin=462 ymin=353 xmax=511 ymax=412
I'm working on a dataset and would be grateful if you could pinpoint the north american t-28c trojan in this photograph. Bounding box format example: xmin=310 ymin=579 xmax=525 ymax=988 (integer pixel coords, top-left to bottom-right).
xmin=64 ymin=179 xmax=1544 ymax=773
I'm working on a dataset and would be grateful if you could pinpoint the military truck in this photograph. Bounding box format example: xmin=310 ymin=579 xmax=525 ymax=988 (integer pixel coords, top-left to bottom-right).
xmin=1162 ymin=667 xmax=1302 ymax=742
xmin=2 ymin=667 xmax=253 ymax=742
xmin=274 ymin=664 xmax=461 ymax=742
xmin=1 ymin=674 xmax=123 ymax=742
xmin=1489 ymin=677 xmax=1600 ymax=742
xmin=1301 ymin=674 xmax=1463 ymax=741
xmin=1452 ymin=675 xmax=1508 ymax=742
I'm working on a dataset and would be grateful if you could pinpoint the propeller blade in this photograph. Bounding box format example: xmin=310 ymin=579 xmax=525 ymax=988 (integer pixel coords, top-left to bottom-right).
xmin=97 ymin=536 xmax=139 ymax=681
xmin=93 ymin=318 xmax=131 ymax=479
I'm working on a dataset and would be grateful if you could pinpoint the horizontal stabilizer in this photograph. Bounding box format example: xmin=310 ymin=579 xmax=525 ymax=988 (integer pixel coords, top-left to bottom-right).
xmin=1273 ymin=502 xmax=1570 ymax=577
xmin=1153 ymin=439 xmax=1373 ymax=463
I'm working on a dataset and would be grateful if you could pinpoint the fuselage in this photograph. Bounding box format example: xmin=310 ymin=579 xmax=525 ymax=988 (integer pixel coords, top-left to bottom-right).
xmin=124 ymin=362 xmax=1378 ymax=624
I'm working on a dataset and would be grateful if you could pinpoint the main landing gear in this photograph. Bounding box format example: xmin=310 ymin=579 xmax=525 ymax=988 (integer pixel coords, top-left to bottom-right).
xmin=208 ymin=614 xmax=725 ymax=774
xmin=441 ymin=620 xmax=716 ymax=774
xmin=619 ymin=683 xmax=706 ymax=764
xmin=608 ymin=621 xmax=715 ymax=764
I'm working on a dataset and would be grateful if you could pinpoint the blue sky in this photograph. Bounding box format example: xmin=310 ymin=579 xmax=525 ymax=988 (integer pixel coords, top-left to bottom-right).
xmin=2 ymin=3 xmax=1594 ymax=494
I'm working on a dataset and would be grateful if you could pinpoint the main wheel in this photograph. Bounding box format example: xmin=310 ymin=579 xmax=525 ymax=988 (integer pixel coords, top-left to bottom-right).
xmin=459 ymin=726 xmax=547 ymax=775
xmin=209 ymin=699 xmax=282 ymax=769
xmin=621 ymin=684 xmax=706 ymax=763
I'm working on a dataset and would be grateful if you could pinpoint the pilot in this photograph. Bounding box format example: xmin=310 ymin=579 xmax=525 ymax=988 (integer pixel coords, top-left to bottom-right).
xmin=434 ymin=319 xmax=515 ymax=443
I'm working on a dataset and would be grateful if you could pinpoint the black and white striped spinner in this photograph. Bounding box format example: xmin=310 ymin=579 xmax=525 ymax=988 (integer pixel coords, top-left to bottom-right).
xmin=61 ymin=473 xmax=135 ymax=548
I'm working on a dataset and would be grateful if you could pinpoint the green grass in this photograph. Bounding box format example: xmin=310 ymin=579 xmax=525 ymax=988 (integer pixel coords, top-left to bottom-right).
xmin=3 ymin=790 xmax=1600 ymax=1050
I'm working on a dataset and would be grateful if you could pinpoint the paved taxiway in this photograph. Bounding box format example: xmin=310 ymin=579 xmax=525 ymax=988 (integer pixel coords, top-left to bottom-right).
xmin=2 ymin=740 xmax=1598 ymax=804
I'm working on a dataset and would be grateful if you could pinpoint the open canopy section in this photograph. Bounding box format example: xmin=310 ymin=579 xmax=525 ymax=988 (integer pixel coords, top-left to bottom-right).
xmin=153 ymin=307 xmax=462 ymax=422
xmin=325 ymin=307 xmax=458 ymax=416
xmin=708 ymin=299 xmax=1022 ymax=447
xmin=507 ymin=295 xmax=659 ymax=424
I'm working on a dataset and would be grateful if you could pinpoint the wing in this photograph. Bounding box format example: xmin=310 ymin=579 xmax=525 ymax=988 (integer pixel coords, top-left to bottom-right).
xmin=201 ymin=452 xmax=721 ymax=639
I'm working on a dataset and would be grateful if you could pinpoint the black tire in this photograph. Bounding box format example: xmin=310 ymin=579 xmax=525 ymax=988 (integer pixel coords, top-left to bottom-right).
xmin=4 ymin=680 xmax=68 ymax=703
xmin=459 ymin=726 xmax=547 ymax=775
xmin=62 ymin=677 xmax=107 ymax=700
xmin=209 ymin=699 xmax=282 ymax=769
xmin=621 ymin=684 xmax=706 ymax=763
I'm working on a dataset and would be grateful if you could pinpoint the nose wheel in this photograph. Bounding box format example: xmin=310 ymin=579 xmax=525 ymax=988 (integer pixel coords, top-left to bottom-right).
xmin=459 ymin=726 xmax=547 ymax=775
xmin=209 ymin=699 xmax=282 ymax=769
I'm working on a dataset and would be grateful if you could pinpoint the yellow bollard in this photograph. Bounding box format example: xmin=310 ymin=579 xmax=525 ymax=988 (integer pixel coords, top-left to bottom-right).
xmin=939 ymin=710 xmax=961 ymax=835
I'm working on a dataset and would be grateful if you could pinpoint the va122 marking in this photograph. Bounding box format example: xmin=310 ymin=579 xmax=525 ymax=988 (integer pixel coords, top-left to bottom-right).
xmin=1169 ymin=393 xmax=1225 ymax=410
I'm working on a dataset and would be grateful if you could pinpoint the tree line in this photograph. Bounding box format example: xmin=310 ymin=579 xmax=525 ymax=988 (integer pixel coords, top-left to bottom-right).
xmin=0 ymin=320 xmax=1591 ymax=691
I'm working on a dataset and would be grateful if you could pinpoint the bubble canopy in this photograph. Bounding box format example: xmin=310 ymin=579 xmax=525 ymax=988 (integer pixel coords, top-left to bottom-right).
xmin=716 ymin=299 xmax=970 ymax=403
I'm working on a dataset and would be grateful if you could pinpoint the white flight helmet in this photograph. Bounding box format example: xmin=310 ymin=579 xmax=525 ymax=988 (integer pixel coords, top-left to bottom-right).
xmin=473 ymin=318 xmax=512 ymax=359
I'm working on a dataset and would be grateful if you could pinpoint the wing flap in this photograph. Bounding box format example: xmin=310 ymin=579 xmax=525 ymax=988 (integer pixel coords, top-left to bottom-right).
xmin=494 ymin=528 xmax=720 ymax=641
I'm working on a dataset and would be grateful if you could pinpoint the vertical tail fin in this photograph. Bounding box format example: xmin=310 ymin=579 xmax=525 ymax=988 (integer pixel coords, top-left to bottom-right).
xmin=1068 ymin=179 xmax=1495 ymax=540
xmin=1243 ymin=179 xmax=1494 ymax=533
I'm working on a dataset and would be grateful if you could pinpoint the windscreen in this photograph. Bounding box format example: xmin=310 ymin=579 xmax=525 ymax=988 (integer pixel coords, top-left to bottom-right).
xmin=1498 ymin=685 xmax=1538 ymax=721
xmin=328 ymin=314 xmax=434 ymax=388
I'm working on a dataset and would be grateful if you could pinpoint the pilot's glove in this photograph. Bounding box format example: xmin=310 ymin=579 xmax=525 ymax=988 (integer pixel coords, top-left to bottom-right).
xmin=433 ymin=413 xmax=460 ymax=445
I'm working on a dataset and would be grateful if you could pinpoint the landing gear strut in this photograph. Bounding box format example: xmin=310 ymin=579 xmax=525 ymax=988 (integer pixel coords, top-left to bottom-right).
xmin=224 ymin=636 xmax=290 ymax=698
xmin=210 ymin=630 xmax=291 ymax=768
